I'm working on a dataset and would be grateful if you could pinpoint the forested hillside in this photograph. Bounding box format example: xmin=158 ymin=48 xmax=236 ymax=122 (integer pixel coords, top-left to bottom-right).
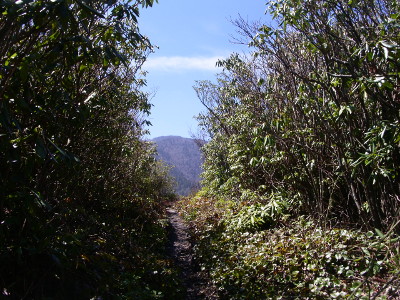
xmin=153 ymin=136 xmax=203 ymax=196
xmin=0 ymin=0 xmax=184 ymax=298
xmin=176 ymin=0 xmax=400 ymax=298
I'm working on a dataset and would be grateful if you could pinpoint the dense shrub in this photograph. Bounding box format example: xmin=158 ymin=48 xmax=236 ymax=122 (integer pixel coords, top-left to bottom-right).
xmin=176 ymin=196 xmax=400 ymax=299
xmin=0 ymin=0 xmax=183 ymax=297
xmin=195 ymin=0 xmax=400 ymax=230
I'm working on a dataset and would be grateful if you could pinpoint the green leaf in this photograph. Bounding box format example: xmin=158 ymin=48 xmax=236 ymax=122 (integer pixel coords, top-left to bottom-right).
xmin=35 ymin=138 xmax=47 ymax=159
xmin=362 ymin=247 xmax=371 ymax=256
xmin=375 ymin=228 xmax=385 ymax=238
xmin=76 ymin=0 xmax=104 ymax=18
xmin=47 ymin=138 xmax=67 ymax=157
xmin=383 ymin=46 xmax=389 ymax=59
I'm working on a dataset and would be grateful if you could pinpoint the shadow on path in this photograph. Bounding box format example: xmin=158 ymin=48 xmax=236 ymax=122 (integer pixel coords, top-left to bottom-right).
xmin=166 ymin=207 xmax=218 ymax=300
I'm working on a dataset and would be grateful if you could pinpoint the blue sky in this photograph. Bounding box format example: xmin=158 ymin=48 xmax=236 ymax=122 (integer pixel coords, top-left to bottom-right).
xmin=139 ymin=0 xmax=270 ymax=139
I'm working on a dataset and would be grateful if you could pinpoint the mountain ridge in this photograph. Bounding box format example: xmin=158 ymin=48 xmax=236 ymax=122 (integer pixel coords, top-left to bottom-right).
xmin=152 ymin=136 xmax=203 ymax=196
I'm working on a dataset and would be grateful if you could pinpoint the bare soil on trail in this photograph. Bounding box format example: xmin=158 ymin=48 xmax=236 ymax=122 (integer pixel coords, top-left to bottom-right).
xmin=166 ymin=207 xmax=218 ymax=300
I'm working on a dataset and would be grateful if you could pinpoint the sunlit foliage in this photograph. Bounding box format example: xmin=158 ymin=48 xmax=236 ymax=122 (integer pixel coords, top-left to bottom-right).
xmin=187 ymin=0 xmax=400 ymax=298
xmin=196 ymin=0 xmax=400 ymax=229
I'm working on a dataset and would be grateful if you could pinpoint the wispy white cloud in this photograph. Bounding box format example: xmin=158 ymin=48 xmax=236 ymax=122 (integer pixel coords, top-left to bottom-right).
xmin=144 ymin=56 xmax=224 ymax=72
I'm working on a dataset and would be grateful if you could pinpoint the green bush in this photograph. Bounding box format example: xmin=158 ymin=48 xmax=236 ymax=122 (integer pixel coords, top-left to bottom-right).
xmin=225 ymin=198 xmax=289 ymax=233
xmin=177 ymin=197 xmax=400 ymax=299
xmin=195 ymin=0 xmax=400 ymax=230
xmin=0 ymin=0 xmax=184 ymax=297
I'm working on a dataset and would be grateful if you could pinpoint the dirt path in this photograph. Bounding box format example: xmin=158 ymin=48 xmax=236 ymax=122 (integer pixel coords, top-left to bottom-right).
xmin=166 ymin=207 xmax=218 ymax=300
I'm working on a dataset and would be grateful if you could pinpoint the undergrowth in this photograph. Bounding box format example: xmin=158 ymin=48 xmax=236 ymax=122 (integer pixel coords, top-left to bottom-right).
xmin=175 ymin=196 xmax=400 ymax=299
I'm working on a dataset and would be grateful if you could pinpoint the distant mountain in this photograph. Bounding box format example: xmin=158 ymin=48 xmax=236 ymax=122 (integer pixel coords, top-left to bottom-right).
xmin=153 ymin=136 xmax=203 ymax=196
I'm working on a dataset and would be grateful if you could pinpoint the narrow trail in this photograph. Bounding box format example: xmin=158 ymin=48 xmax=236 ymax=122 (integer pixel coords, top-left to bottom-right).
xmin=166 ymin=207 xmax=218 ymax=300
